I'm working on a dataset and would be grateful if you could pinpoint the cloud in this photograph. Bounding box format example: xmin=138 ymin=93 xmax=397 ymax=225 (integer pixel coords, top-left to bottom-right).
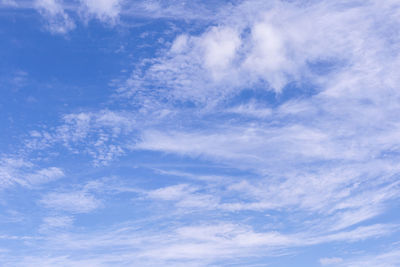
xmin=147 ymin=184 xmax=195 ymax=201
xmin=119 ymin=0 xmax=400 ymax=110
xmin=0 ymin=157 xmax=64 ymax=188
xmin=26 ymin=167 xmax=64 ymax=185
xmin=34 ymin=0 xmax=75 ymax=34
xmin=119 ymin=1 xmax=400 ymax=247
xmin=146 ymin=184 xmax=219 ymax=210
xmin=33 ymin=0 xmax=123 ymax=34
xmin=40 ymin=191 xmax=101 ymax=213
xmin=3 ymin=220 xmax=395 ymax=266
xmin=29 ymin=0 xmax=217 ymax=35
xmin=323 ymin=247 xmax=400 ymax=267
xmin=25 ymin=110 xmax=135 ymax=165
xmin=41 ymin=215 xmax=74 ymax=229
xmin=79 ymin=0 xmax=122 ymax=23
xmin=0 ymin=0 xmax=18 ymax=7
xmin=0 ymin=157 xmax=32 ymax=188
xmin=320 ymin=257 xmax=343 ymax=266
xmin=201 ymin=27 xmax=241 ymax=78
xmin=312 ymin=224 xmax=396 ymax=244
xmin=3 ymin=0 xmax=400 ymax=266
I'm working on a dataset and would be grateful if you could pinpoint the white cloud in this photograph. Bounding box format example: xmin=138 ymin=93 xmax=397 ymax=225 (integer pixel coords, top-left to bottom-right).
xmin=0 ymin=157 xmax=64 ymax=188
xmin=146 ymin=184 xmax=219 ymax=210
xmin=312 ymin=224 xmax=396 ymax=244
xmin=26 ymin=167 xmax=64 ymax=185
xmin=320 ymin=257 xmax=343 ymax=266
xmin=40 ymin=191 xmax=100 ymax=213
xmin=79 ymin=0 xmax=122 ymax=23
xmin=33 ymin=0 xmax=126 ymax=33
xmin=9 ymin=221 xmax=392 ymax=266
xmin=201 ymin=27 xmax=241 ymax=79
xmin=25 ymin=110 xmax=135 ymax=165
xmin=323 ymin=247 xmax=400 ymax=267
xmin=138 ymin=223 xmax=297 ymax=261
xmin=135 ymin=124 xmax=352 ymax=167
xmin=41 ymin=215 xmax=74 ymax=229
xmin=123 ymin=0 xmax=400 ymax=241
xmin=242 ymin=20 xmax=290 ymax=90
xmin=35 ymin=0 xmax=75 ymax=34
xmin=226 ymin=101 xmax=272 ymax=118
xmin=119 ymin=0 xmax=400 ymax=108
xmin=0 ymin=157 xmax=32 ymax=188
xmin=0 ymin=0 xmax=18 ymax=7
xmin=29 ymin=0 xmax=219 ymax=35
xmin=147 ymin=184 xmax=195 ymax=201
xmin=3 ymin=0 xmax=400 ymax=265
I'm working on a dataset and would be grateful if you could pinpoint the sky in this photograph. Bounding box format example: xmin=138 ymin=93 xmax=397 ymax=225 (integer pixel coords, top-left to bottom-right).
xmin=1 ymin=0 xmax=400 ymax=266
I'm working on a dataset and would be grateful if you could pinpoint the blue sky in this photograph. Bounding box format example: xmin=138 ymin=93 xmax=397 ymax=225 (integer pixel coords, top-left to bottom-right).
xmin=1 ymin=0 xmax=400 ymax=266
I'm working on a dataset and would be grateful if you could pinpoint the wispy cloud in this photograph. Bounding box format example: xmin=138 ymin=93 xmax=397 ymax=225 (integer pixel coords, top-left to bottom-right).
xmin=325 ymin=246 xmax=400 ymax=267
xmin=40 ymin=190 xmax=101 ymax=213
xmin=34 ymin=0 xmax=75 ymax=34
xmin=320 ymin=257 xmax=343 ymax=266
xmin=78 ymin=0 xmax=122 ymax=23
xmin=0 ymin=156 xmax=64 ymax=188
xmin=40 ymin=215 xmax=74 ymax=230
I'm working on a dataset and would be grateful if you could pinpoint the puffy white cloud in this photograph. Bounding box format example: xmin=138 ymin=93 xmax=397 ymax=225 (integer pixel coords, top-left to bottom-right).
xmin=242 ymin=20 xmax=290 ymax=90
xmin=119 ymin=0 xmax=400 ymax=106
xmin=201 ymin=27 xmax=241 ymax=78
